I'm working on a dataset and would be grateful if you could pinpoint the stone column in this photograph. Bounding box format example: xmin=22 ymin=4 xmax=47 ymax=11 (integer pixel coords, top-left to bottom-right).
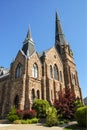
xmin=64 ymin=65 xmax=71 ymax=88
xmin=17 ymin=74 xmax=26 ymax=110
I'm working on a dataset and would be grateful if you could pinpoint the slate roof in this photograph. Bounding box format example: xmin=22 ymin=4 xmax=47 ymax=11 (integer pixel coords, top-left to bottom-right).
xmin=55 ymin=11 xmax=67 ymax=45
xmin=38 ymin=47 xmax=52 ymax=63
xmin=22 ymin=28 xmax=35 ymax=57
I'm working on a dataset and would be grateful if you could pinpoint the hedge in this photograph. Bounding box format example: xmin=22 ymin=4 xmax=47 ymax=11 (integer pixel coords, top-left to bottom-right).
xmin=75 ymin=106 xmax=87 ymax=127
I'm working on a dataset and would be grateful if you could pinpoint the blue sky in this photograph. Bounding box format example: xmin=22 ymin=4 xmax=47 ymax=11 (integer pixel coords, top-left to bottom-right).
xmin=0 ymin=0 xmax=87 ymax=98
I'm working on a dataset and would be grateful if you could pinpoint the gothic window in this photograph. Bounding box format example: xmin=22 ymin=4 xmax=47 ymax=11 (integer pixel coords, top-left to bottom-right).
xmin=60 ymin=71 xmax=62 ymax=82
xmin=15 ymin=63 xmax=22 ymax=78
xmin=31 ymin=89 xmax=35 ymax=103
xmin=54 ymin=64 xmax=59 ymax=80
xmin=50 ymin=65 xmax=53 ymax=78
xmin=36 ymin=90 xmax=40 ymax=99
xmin=14 ymin=95 xmax=19 ymax=109
xmin=32 ymin=63 xmax=38 ymax=78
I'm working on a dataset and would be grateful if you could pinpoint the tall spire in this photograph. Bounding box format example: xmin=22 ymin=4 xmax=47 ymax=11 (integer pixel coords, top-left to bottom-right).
xmin=55 ymin=11 xmax=67 ymax=45
xmin=22 ymin=27 xmax=35 ymax=56
xmin=25 ymin=26 xmax=34 ymax=43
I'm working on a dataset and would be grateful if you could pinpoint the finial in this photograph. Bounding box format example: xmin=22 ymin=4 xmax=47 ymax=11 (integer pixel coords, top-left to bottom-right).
xmin=25 ymin=25 xmax=34 ymax=43
xmin=56 ymin=10 xmax=60 ymax=21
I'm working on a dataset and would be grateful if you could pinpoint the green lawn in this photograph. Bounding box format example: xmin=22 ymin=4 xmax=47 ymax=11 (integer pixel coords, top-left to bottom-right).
xmin=63 ymin=124 xmax=87 ymax=130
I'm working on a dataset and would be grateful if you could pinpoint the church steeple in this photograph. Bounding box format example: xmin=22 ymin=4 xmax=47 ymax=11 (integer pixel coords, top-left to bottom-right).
xmin=22 ymin=27 xmax=35 ymax=56
xmin=55 ymin=11 xmax=67 ymax=45
xmin=25 ymin=27 xmax=34 ymax=43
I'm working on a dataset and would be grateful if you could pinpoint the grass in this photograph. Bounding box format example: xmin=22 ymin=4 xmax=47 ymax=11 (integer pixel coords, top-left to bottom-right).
xmin=63 ymin=124 xmax=87 ymax=130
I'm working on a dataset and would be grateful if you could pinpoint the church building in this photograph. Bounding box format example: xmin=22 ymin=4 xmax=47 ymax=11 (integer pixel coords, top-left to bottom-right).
xmin=0 ymin=12 xmax=82 ymax=116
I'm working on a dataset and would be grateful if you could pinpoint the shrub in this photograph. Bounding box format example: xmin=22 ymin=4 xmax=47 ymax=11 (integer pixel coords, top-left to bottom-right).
xmin=32 ymin=99 xmax=50 ymax=118
xmin=13 ymin=120 xmax=22 ymax=124
xmin=7 ymin=106 xmax=19 ymax=122
xmin=54 ymin=88 xmax=82 ymax=120
xmin=75 ymin=106 xmax=87 ymax=127
xmin=7 ymin=114 xmax=19 ymax=122
xmin=14 ymin=118 xmax=39 ymax=124
xmin=46 ymin=107 xmax=58 ymax=127
xmin=16 ymin=109 xmax=24 ymax=119
xmin=16 ymin=109 xmax=37 ymax=119
xmin=21 ymin=118 xmax=38 ymax=124
xmin=8 ymin=106 xmax=16 ymax=115
xmin=30 ymin=118 xmax=39 ymax=123
xmin=21 ymin=119 xmax=29 ymax=124
xmin=74 ymin=99 xmax=83 ymax=109
xmin=23 ymin=110 xmax=37 ymax=119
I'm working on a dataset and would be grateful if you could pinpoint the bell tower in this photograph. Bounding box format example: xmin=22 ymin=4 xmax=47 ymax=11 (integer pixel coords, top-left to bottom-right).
xmin=55 ymin=11 xmax=67 ymax=54
xmin=55 ymin=11 xmax=82 ymax=99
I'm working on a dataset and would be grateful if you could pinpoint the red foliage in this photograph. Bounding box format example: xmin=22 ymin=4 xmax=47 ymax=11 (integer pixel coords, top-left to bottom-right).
xmin=54 ymin=87 xmax=79 ymax=119
xmin=23 ymin=110 xmax=37 ymax=119
xmin=16 ymin=109 xmax=24 ymax=119
xmin=16 ymin=109 xmax=37 ymax=119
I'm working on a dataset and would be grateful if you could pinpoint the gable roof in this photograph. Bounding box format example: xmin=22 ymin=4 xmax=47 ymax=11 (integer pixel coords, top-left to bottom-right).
xmin=38 ymin=46 xmax=63 ymax=64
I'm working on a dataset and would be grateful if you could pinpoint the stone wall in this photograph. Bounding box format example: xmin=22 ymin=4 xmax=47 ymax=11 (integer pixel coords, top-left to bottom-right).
xmin=0 ymin=46 xmax=82 ymax=116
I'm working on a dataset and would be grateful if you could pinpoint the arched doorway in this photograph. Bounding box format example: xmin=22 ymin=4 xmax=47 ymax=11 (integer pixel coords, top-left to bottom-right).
xmin=14 ymin=95 xmax=19 ymax=109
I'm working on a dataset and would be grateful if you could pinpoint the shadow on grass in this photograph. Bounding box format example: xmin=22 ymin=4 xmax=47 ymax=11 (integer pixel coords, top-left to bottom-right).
xmin=63 ymin=124 xmax=87 ymax=130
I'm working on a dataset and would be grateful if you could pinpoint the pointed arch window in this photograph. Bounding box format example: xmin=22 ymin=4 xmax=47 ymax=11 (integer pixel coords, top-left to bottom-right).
xmin=50 ymin=65 xmax=53 ymax=78
xmin=54 ymin=64 xmax=59 ymax=80
xmin=15 ymin=63 xmax=22 ymax=78
xmin=32 ymin=63 xmax=38 ymax=78
xmin=31 ymin=89 xmax=35 ymax=103
xmin=60 ymin=71 xmax=62 ymax=82
xmin=36 ymin=90 xmax=40 ymax=99
xmin=14 ymin=95 xmax=19 ymax=109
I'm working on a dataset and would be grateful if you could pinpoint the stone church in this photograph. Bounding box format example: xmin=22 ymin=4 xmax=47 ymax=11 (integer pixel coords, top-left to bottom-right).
xmin=0 ymin=12 xmax=82 ymax=116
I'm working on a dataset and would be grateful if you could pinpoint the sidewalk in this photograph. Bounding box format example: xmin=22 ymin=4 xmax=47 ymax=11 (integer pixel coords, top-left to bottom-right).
xmin=0 ymin=124 xmax=63 ymax=130
xmin=0 ymin=120 xmax=77 ymax=130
